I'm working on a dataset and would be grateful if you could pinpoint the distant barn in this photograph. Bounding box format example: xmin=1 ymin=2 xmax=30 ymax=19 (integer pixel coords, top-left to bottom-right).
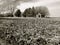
xmin=36 ymin=13 xmax=41 ymax=18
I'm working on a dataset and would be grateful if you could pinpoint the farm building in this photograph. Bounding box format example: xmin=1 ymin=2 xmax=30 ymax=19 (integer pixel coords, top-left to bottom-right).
xmin=36 ymin=13 xmax=41 ymax=18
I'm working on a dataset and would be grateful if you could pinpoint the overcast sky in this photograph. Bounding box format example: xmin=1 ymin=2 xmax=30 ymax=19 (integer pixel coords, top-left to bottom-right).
xmin=0 ymin=0 xmax=60 ymax=17
xmin=17 ymin=0 xmax=60 ymax=17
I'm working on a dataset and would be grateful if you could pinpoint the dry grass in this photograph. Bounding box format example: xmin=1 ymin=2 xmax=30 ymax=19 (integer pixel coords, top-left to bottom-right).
xmin=0 ymin=17 xmax=60 ymax=45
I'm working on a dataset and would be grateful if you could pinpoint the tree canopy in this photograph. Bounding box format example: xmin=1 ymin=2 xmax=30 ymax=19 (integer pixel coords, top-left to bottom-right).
xmin=35 ymin=6 xmax=50 ymax=17
xmin=14 ymin=9 xmax=21 ymax=17
xmin=23 ymin=6 xmax=49 ymax=17
xmin=23 ymin=7 xmax=36 ymax=17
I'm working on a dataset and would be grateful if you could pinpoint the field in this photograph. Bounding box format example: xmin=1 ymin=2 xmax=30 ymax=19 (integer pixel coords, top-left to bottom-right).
xmin=0 ymin=17 xmax=60 ymax=45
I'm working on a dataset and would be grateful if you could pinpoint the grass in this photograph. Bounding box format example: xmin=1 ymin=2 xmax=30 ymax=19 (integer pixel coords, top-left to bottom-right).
xmin=0 ymin=17 xmax=60 ymax=45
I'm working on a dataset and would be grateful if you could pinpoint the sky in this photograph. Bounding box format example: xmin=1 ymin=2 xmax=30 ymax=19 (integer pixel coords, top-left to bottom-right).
xmin=0 ymin=0 xmax=60 ymax=17
xmin=0 ymin=0 xmax=35 ymax=12
xmin=16 ymin=0 xmax=60 ymax=17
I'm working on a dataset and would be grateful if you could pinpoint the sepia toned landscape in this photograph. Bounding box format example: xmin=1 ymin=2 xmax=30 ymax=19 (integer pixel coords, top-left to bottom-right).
xmin=0 ymin=0 xmax=60 ymax=45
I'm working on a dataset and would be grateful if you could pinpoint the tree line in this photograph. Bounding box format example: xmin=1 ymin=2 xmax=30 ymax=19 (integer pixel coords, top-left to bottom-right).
xmin=0 ymin=6 xmax=50 ymax=17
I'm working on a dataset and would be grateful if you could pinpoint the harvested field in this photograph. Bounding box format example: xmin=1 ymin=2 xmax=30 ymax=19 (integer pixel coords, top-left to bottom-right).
xmin=0 ymin=17 xmax=60 ymax=45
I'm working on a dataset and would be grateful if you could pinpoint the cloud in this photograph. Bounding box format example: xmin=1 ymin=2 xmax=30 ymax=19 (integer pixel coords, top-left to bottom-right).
xmin=0 ymin=0 xmax=38 ymax=12
xmin=17 ymin=0 xmax=60 ymax=17
xmin=0 ymin=0 xmax=37 ymax=6
xmin=0 ymin=0 xmax=60 ymax=17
